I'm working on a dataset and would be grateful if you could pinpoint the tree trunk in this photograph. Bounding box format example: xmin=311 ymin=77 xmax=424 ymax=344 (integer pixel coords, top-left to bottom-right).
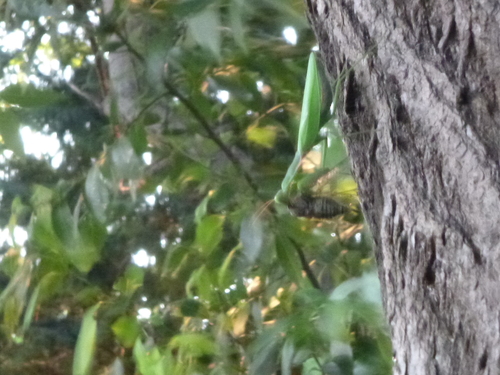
xmin=307 ymin=1 xmax=500 ymax=374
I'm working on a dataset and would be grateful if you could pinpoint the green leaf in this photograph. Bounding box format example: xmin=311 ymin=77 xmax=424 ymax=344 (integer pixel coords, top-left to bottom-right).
xmin=277 ymin=151 xmax=302 ymax=198
xmin=52 ymin=204 xmax=102 ymax=273
xmin=275 ymin=233 xmax=304 ymax=287
xmin=297 ymin=53 xmax=321 ymax=155
xmin=246 ymin=124 xmax=278 ymax=148
xmin=4 ymin=295 xmax=24 ymax=336
xmin=194 ymin=192 xmax=211 ymax=224
xmin=112 ymin=316 xmax=141 ymax=348
xmin=21 ymin=284 xmax=41 ymax=334
xmin=281 ymin=338 xmax=294 ymax=375
xmin=0 ymin=109 xmax=24 ymax=155
xmin=85 ymin=165 xmax=110 ymax=223
xmin=229 ymin=0 xmax=247 ymax=52
xmin=129 ymin=124 xmax=148 ymax=154
xmin=0 ymin=84 xmax=65 ymax=107
xmin=110 ymin=137 xmax=142 ymax=180
xmin=249 ymin=325 xmax=283 ymax=375
xmin=180 ymin=298 xmax=202 ymax=317
xmin=218 ymin=249 xmax=236 ymax=289
xmin=38 ymin=271 xmax=66 ymax=301
xmin=240 ymin=213 xmax=264 ymax=264
xmin=168 ymin=333 xmax=217 ymax=357
xmin=186 ymin=265 xmax=214 ymax=301
xmin=0 ymin=260 xmax=32 ymax=336
xmin=302 ymin=357 xmax=322 ymax=375
xmin=133 ymin=338 xmax=173 ymax=375
xmin=330 ymin=272 xmax=382 ymax=306
xmin=194 ymin=215 xmax=225 ymax=255
xmin=321 ymin=130 xmax=347 ymax=170
xmin=79 ymin=214 xmax=106 ymax=261
xmin=187 ymin=5 xmax=221 ymax=60
xmin=73 ymin=303 xmax=100 ymax=375
xmin=8 ymin=196 xmax=29 ymax=239
xmin=113 ymin=265 xmax=145 ymax=296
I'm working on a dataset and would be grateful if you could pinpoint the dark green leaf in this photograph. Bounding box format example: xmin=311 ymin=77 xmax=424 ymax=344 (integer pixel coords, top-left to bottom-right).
xmin=180 ymin=298 xmax=202 ymax=317
xmin=85 ymin=165 xmax=110 ymax=223
xmin=275 ymin=233 xmax=305 ymax=287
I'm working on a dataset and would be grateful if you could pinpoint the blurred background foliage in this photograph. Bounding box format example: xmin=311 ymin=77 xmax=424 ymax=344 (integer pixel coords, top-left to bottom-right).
xmin=0 ymin=0 xmax=392 ymax=374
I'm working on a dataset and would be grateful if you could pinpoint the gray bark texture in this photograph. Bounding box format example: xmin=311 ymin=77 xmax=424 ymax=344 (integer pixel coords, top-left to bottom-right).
xmin=306 ymin=1 xmax=500 ymax=374
xmin=103 ymin=0 xmax=141 ymax=124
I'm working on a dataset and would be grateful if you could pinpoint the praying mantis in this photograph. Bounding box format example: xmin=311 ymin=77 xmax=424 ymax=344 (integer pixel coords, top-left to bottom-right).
xmin=274 ymin=52 xmax=359 ymax=220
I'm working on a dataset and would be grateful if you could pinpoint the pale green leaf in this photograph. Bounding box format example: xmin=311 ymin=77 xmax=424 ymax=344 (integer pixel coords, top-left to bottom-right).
xmin=85 ymin=165 xmax=110 ymax=223
xmin=73 ymin=303 xmax=100 ymax=375
xmin=246 ymin=124 xmax=278 ymax=148
xmin=110 ymin=137 xmax=142 ymax=180
xmin=187 ymin=5 xmax=221 ymax=60
xmin=194 ymin=192 xmax=211 ymax=225
xmin=168 ymin=333 xmax=217 ymax=357
xmin=240 ymin=213 xmax=264 ymax=264
xmin=218 ymin=249 xmax=236 ymax=289
xmin=281 ymin=338 xmax=294 ymax=375
xmin=277 ymin=151 xmax=302 ymax=198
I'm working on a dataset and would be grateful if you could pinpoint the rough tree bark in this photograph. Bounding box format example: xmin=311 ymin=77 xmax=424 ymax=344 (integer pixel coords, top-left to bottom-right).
xmin=306 ymin=1 xmax=500 ymax=374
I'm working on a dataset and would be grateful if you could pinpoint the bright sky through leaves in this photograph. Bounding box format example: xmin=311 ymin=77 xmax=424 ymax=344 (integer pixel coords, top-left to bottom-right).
xmin=283 ymin=26 xmax=298 ymax=45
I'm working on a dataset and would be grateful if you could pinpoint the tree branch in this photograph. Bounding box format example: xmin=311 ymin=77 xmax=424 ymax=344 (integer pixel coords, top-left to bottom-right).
xmin=290 ymin=237 xmax=321 ymax=290
xmin=163 ymin=80 xmax=258 ymax=193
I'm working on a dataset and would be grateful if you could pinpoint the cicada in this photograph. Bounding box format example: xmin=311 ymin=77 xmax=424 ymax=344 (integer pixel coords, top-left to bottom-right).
xmin=276 ymin=165 xmax=360 ymax=220
xmin=287 ymin=194 xmax=351 ymax=219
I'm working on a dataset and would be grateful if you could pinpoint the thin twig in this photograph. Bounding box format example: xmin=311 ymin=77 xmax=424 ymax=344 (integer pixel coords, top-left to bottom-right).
xmin=131 ymin=90 xmax=169 ymax=124
xmin=163 ymin=79 xmax=258 ymax=193
xmin=290 ymin=237 xmax=321 ymax=290
xmin=109 ymin=26 xmax=258 ymax=193
xmin=312 ymin=354 xmax=326 ymax=375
